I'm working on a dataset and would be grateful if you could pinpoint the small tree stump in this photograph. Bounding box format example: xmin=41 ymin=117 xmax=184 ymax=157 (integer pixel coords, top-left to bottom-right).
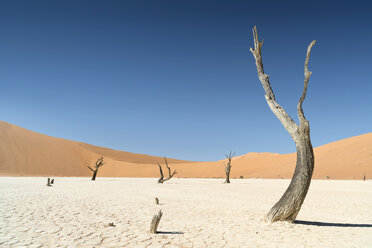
xmin=46 ymin=178 xmax=52 ymax=187
xmin=150 ymin=210 xmax=162 ymax=234
xmin=155 ymin=197 xmax=159 ymax=205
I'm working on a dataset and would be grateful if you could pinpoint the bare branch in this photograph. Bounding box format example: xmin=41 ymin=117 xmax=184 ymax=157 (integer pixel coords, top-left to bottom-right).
xmin=157 ymin=157 xmax=176 ymax=183
xmin=87 ymin=166 xmax=95 ymax=172
xmin=95 ymin=156 xmax=105 ymax=168
xmin=164 ymin=157 xmax=177 ymax=178
xmin=297 ymin=40 xmax=316 ymax=124
xmin=163 ymin=156 xmax=168 ymax=168
xmin=250 ymin=26 xmax=298 ymax=138
xmin=225 ymin=151 xmax=235 ymax=161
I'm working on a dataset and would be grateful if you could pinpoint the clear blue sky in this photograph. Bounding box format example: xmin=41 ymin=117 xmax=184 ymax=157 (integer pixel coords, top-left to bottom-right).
xmin=0 ymin=0 xmax=371 ymax=161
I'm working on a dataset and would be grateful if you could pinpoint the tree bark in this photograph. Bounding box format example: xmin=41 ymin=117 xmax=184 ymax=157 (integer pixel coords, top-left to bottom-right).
xmin=91 ymin=170 xmax=98 ymax=181
xmin=157 ymin=164 xmax=164 ymax=184
xmin=224 ymin=167 xmax=231 ymax=183
xmin=266 ymin=123 xmax=314 ymax=222
xmin=250 ymin=26 xmax=316 ymax=222
xmin=225 ymin=172 xmax=230 ymax=183
xmin=150 ymin=210 xmax=163 ymax=234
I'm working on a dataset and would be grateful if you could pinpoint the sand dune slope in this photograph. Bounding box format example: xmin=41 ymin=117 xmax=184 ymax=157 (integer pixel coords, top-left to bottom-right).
xmin=0 ymin=121 xmax=371 ymax=179
xmin=0 ymin=121 xmax=189 ymax=177
xmin=174 ymin=133 xmax=372 ymax=180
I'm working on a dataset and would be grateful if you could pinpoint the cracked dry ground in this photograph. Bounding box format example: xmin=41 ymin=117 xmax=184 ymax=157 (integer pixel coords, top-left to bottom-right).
xmin=1 ymin=178 xmax=371 ymax=247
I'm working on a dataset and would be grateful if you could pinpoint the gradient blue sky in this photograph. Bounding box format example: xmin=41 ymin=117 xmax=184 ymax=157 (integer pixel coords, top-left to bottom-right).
xmin=1 ymin=0 xmax=371 ymax=161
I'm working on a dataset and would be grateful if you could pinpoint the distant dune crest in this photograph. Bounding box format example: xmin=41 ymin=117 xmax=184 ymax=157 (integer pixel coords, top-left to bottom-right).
xmin=0 ymin=121 xmax=371 ymax=179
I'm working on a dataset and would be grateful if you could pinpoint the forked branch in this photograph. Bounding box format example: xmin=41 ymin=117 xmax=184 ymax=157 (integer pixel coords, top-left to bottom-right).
xmin=250 ymin=26 xmax=298 ymax=137
xmin=165 ymin=157 xmax=177 ymax=178
xmin=297 ymin=40 xmax=316 ymax=124
xmin=157 ymin=157 xmax=177 ymax=184
xmin=95 ymin=156 xmax=105 ymax=168
xmin=88 ymin=156 xmax=105 ymax=181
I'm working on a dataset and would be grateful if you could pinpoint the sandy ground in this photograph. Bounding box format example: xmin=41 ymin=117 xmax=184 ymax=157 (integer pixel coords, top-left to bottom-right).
xmin=1 ymin=178 xmax=371 ymax=248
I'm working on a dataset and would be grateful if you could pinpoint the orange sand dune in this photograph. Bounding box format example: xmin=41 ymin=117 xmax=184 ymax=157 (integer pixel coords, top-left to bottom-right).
xmin=0 ymin=121 xmax=190 ymax=177
xmin=0 ymin=121 xmax=371 ymax=179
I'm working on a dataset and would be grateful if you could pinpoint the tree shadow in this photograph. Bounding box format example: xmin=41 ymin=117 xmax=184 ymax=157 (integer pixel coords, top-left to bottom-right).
xmin=156 ymin=231 xmax=184 ymax=234
xmin=294 ymin=220 xmax=372 ymax=228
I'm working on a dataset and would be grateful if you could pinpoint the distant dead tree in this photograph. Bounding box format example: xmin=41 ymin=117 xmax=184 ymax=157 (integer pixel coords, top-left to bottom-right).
xmin=157 ymin=157 xmax=177 ymax=184
xmin=88 ymin=156 xmax=105 ymax=181
xmin=46 ymin=178 xmax=52 ymax=186
xmin=223 ymin=151 xmax=235 ymax=183
xmin=363 ymin=172 xmax=366 ymax=181
xmin=250 ymin=26 xmax=316 ymax=222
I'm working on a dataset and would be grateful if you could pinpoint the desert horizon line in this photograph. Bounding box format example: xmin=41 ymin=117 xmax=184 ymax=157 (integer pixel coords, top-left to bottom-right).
xmin=1 ymin=120 xmax=370 ymax=162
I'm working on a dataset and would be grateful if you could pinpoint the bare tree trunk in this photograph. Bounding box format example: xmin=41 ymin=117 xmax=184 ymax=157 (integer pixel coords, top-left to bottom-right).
xmin=91 ymin=170 xmax=98 ymax=181
xmin=224 ymin=169 xmax=230 ymax=183
xmin=267 ymin=125 xmax=314 ymax=222
xmin=250 ymin=26 xmax=316 ymax=222
xmin=157 ymin=164 xmax=164 ymax=184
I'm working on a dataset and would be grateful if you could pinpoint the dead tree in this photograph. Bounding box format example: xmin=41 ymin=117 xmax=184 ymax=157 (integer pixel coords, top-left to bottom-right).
xmin=150 ymin=210 xmax=163 ymax=233
xmin=223 ymin=151 xmax=235 ymax=183
xmin=250 ymin=26 xmax=316 ymax=222
xmin=50 ymin=179 xmax=54 ymax=184
xmin=157 ymin=157 xmax=177 ymax=184
xmin=46 ymin=178 xmax=52 ymax=186
xmin=88 ymin=156 xmax=105 ymax=181
xmin=363 ymin=172 xmax=366 ymax=181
